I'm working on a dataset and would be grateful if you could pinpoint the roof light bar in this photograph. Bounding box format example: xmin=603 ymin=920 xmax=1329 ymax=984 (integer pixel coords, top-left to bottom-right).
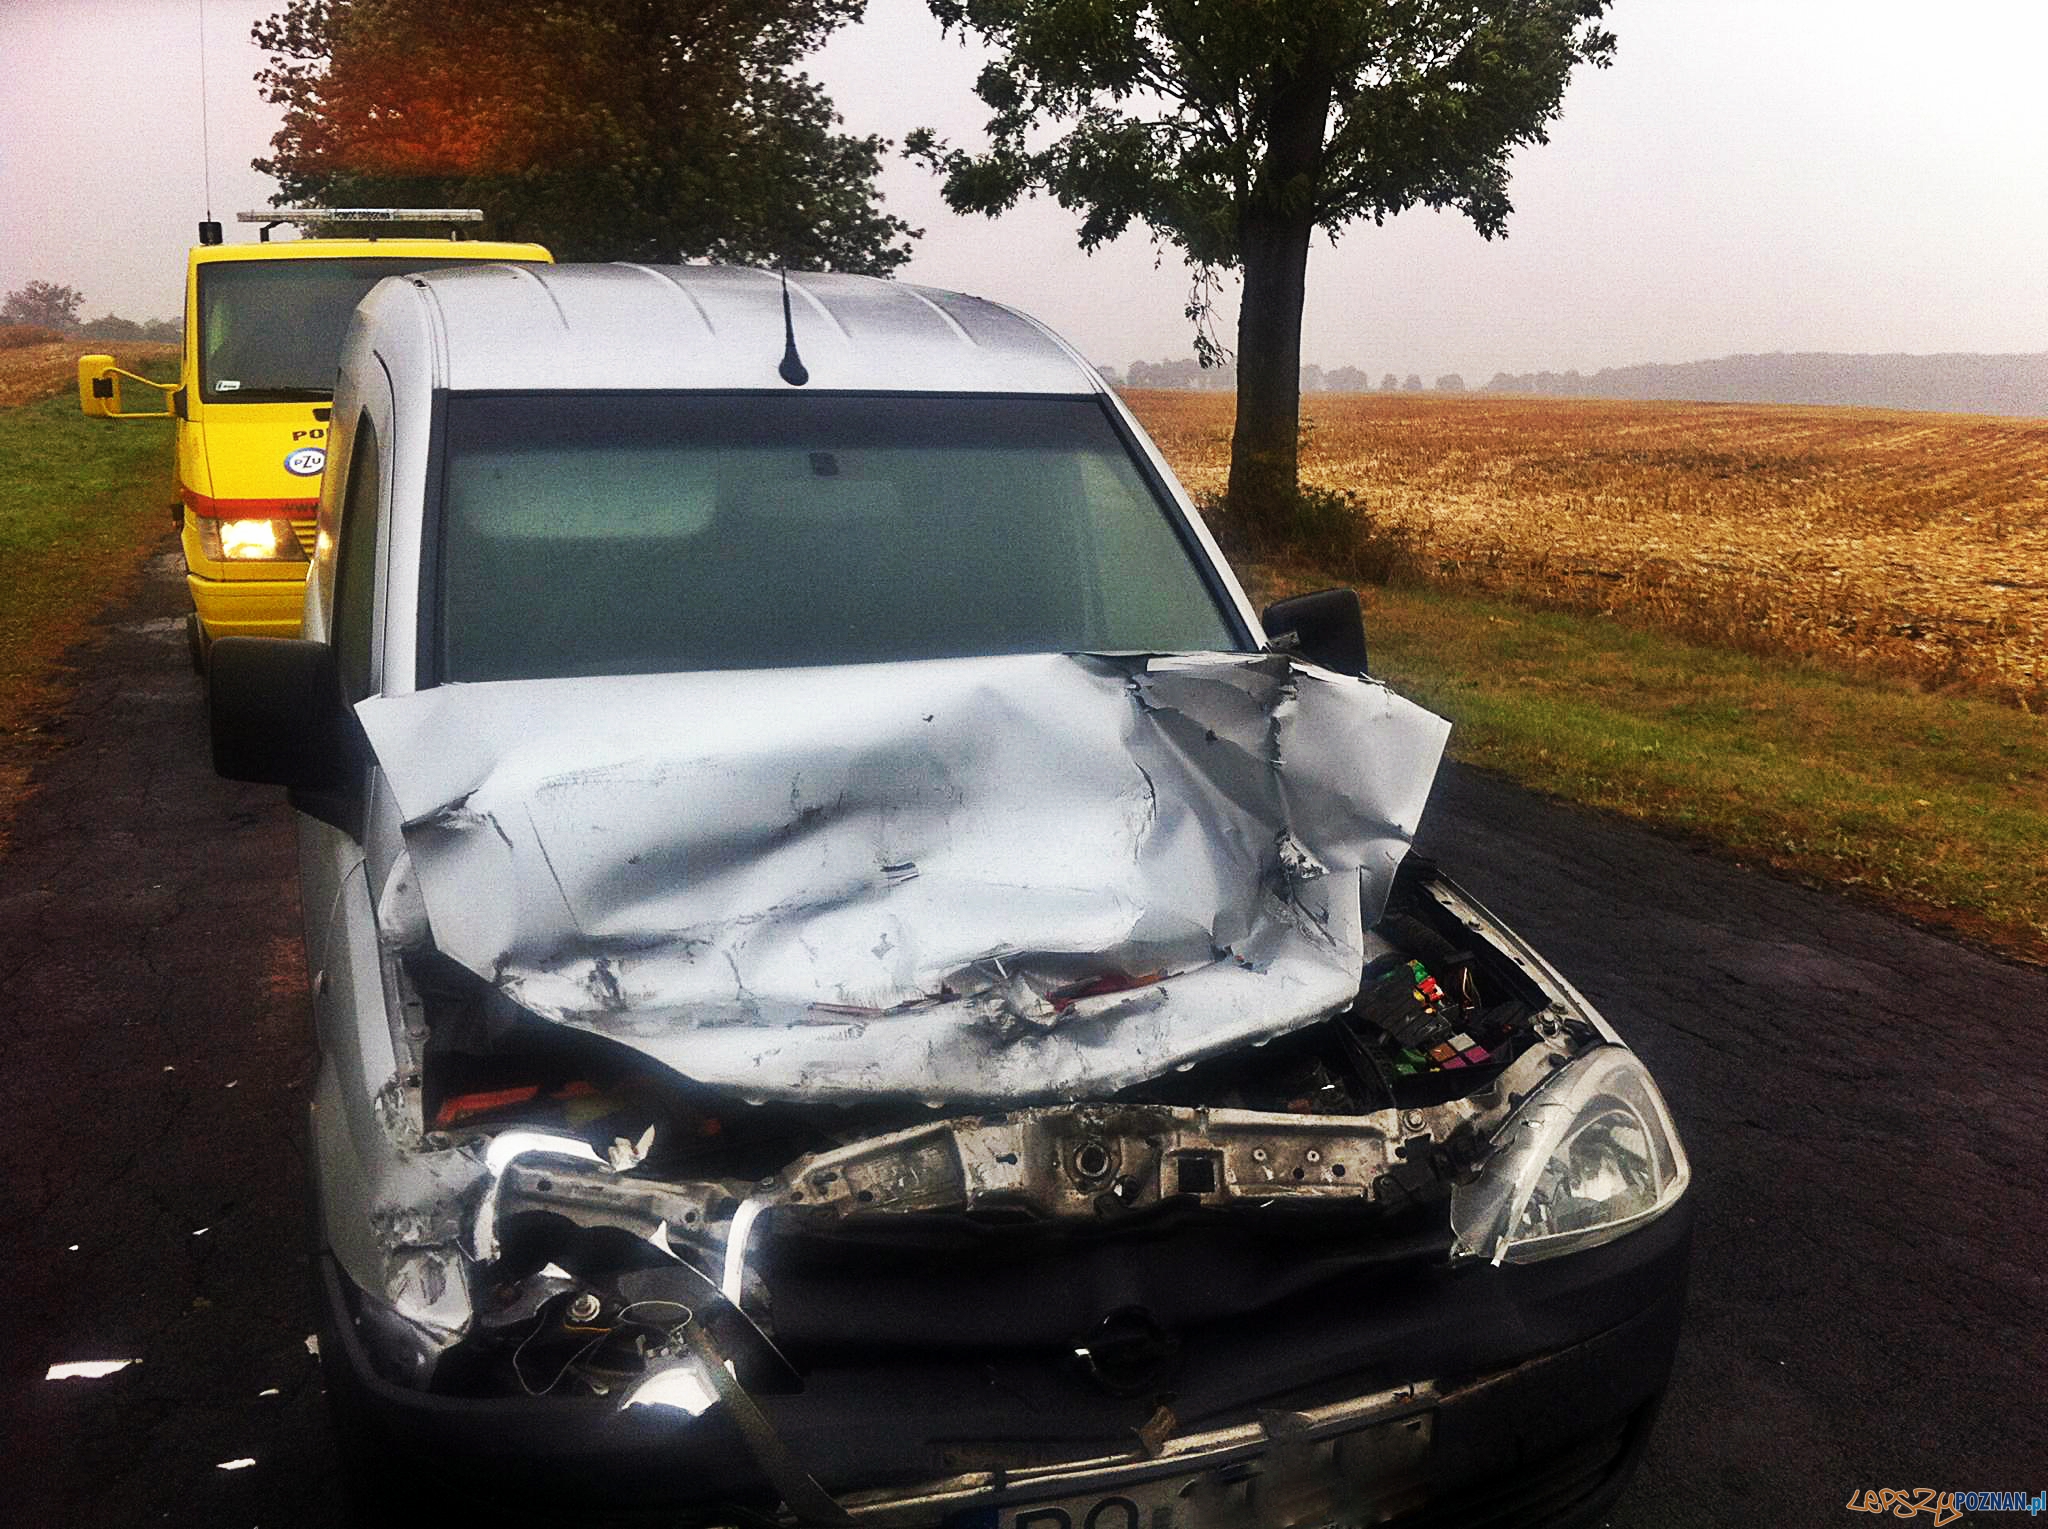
xmin=236 ymin=208 xmax=485 ymax=224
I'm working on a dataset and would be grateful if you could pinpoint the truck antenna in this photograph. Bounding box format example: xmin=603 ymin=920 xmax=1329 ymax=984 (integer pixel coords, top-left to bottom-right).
xmin=197 ymin=0 xmax=215 ymax=222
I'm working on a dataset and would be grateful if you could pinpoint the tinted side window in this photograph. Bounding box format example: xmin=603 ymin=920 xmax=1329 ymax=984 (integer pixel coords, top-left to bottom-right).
xmin=333 ymin=414 xmax=381 ymax=700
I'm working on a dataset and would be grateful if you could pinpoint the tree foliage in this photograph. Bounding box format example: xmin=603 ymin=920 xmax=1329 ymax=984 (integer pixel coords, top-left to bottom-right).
xmin=2 ymin=281 xmax=86 ymax=330
xmin=910 ymin=0 xmax=1615 ymax=526
xmin=78 ymin=314 xmax=183 ymax=342
xmin=252 ymin=0 xmax=916 ymax=271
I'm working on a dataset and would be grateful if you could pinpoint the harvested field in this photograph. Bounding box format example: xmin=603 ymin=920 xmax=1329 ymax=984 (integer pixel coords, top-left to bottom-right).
xmin=1129 ymin=390 xmax=2048 ymax=708
xmin=0 ymin=329 xmax=178 ymax=408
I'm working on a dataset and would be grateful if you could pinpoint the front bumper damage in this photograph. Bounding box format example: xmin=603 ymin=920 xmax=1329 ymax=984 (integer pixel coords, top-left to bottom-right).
xmin=315 ymin=892 xmax=1686 ymax=1525
xmin=316 ymin=1195 xmax=1690 ymax=1526
xmin=311 ymin=651 xmax=1689 ymax=1521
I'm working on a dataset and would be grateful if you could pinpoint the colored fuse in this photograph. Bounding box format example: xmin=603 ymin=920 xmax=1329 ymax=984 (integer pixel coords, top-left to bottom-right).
xmin=1448 ymin=1033 xmax=1477 ymax=1052
xmin=1428 ymin=1042 xmax=1458 ymax=1064
xmin=1442 ymin=1055 xmax=1468 ymax=1069
xmin=1461 ymin=1044 xmax=1492 ymax=1064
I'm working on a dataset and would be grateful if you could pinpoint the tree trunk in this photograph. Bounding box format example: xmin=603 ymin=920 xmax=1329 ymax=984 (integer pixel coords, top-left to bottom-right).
xmin=1225 ymin=54 xmax=1334 ymax=542
xmin=1226 ymin=211 xmax=1316 ymax=540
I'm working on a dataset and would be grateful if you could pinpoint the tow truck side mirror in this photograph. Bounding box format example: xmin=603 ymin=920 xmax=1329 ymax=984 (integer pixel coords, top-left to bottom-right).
xmin=77 ymin=355 xmax=115 ymax=418
xmin=1261 ymin=588 xmax=1369 ymax=677
xmin=209 ymin=638 xmax=359 ymax=798
xmin=76 ymin=354 xmax=177 ymax=420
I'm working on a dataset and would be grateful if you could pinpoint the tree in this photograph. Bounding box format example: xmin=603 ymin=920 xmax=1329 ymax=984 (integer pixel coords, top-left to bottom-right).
xmin=2 ymin=280 xmax=85 ymax=330
xmin=1380 ymin=373 xmax=1400 ymax=392
xmin=1403 ymin=373 xmax=1423 ymax=391
xmin=1436 ymin=373 xmax=1466 ymax=392
xmin=80 ymin=314 xmax=145 ymax=340
xmin=253 ymin=0 xmax=915 ymax=271
xmin=909 ymin=1 xmax=1614 ymax=531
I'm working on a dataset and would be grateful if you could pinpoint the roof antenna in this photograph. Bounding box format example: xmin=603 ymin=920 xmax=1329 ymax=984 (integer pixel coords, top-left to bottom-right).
xmin=196 ymin=0 xmax=222 ymax=245
xmin=777 ymin=267 xmax=809 ymax=387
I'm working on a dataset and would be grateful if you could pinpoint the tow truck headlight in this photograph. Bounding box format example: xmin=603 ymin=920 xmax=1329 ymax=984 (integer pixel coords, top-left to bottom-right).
xmin=1451 ymin=1047 xmax=1688 ymax=1264
xmin=200 ymin=518 xmax=307 ymax=562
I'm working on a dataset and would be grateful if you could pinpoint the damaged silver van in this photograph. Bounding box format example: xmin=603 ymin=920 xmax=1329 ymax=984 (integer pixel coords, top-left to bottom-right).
xmin=208 ymin=264 xmax=1692 ymax=1528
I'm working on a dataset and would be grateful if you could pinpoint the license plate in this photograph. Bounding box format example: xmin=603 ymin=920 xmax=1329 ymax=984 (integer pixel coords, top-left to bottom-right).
xmin=994 ymin=1459 xmax=1372 ymax=1529
xmin=996 ymin=1469 xmax=1215 ymax=1529
xmin=985 ymin=1408 xmax=1431 ymax=1529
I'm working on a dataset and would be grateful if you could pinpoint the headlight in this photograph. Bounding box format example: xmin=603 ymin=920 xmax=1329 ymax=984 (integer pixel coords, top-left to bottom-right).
xmin=200 ymin=517 xmax=308 ymax=562
xmin=1451 ymin=1047 xmax=1688 ymax=1264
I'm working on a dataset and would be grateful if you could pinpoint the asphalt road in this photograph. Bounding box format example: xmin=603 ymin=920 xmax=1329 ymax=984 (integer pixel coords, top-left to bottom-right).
xmin=4 ymin=541 xmax=2044 ymax=1527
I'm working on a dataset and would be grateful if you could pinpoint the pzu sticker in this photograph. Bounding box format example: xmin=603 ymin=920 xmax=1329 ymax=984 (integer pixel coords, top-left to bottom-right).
xmin=284 ymin=447 xmax=327 ymax=476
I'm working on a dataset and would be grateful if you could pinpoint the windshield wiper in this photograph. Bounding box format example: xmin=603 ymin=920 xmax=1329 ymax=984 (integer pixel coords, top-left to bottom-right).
xmin=227 ymin=384 xmax=334 ymax=400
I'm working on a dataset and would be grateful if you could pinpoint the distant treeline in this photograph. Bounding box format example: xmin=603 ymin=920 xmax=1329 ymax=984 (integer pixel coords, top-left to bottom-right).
xmin=1106 ymin=350 xmax=2048 ymax=417
xmin=76 ymin=314 xmax=183 ymax=343
xmin=1105 ymin=357 xmax=1463 ymax=393
xmin=0 ymin=315 xmax=182 ymax=343
xmin=1482 ymin=353 xmax=2048 ymax=417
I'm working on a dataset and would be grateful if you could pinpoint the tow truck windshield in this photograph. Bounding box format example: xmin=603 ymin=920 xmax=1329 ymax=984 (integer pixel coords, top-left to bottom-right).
xmin=197 ymin=256 xmax=495 ymax=403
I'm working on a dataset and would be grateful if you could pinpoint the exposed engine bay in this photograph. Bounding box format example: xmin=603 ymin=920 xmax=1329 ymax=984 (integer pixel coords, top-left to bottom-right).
xmin=347 ymin=857 xmax=1602 ymax=1414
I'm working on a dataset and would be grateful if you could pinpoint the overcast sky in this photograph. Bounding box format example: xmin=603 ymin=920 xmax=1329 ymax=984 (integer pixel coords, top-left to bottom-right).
xmin=5 ymin=0 xmax=2046 ymax=380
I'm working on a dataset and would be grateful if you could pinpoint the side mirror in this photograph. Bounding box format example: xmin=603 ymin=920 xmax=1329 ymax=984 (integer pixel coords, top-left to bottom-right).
xmin=209 ymin=638 xmax=358 ymax=792
xmin=77 ymin=355 xmax=115 ymax=418
xmin=76 ymin=354 xmax=176 ymax=419
xmin=1261 ymin=587 xmax=1369 ymax=676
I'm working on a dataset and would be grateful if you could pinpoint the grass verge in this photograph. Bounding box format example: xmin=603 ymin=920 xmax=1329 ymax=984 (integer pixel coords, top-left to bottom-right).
xmin=1254 ymin=570 xmax=2047 ymax=965
xmin=0 ymin=369 xmax=178 ymax=848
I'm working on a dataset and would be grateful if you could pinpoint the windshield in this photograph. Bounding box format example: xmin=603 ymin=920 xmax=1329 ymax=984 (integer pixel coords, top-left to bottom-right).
xmin=197 ymin=257 xmax=523 ymax=403
xmin=435 ymin=393 xmax=1245 ymax=679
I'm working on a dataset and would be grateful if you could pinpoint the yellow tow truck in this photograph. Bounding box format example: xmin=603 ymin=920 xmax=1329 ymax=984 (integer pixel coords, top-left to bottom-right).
xmin=78 ymin=209 xmax=549 ymax=667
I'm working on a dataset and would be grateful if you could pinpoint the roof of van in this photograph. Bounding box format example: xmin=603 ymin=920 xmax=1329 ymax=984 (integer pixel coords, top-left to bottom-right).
xmin=391 ymin=263 xmax=1102 ymax=395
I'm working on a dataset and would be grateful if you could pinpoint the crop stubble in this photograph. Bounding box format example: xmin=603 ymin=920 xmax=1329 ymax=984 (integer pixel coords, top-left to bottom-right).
xmin=0 ymin=334 xmax=178 ymax=409
xmin=1129 ymin=390 xmax=2048 ymax=708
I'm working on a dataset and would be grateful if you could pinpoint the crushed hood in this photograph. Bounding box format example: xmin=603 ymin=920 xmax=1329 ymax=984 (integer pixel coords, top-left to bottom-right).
xmin=357 ymin=652 xmax=1450 ymax=1104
